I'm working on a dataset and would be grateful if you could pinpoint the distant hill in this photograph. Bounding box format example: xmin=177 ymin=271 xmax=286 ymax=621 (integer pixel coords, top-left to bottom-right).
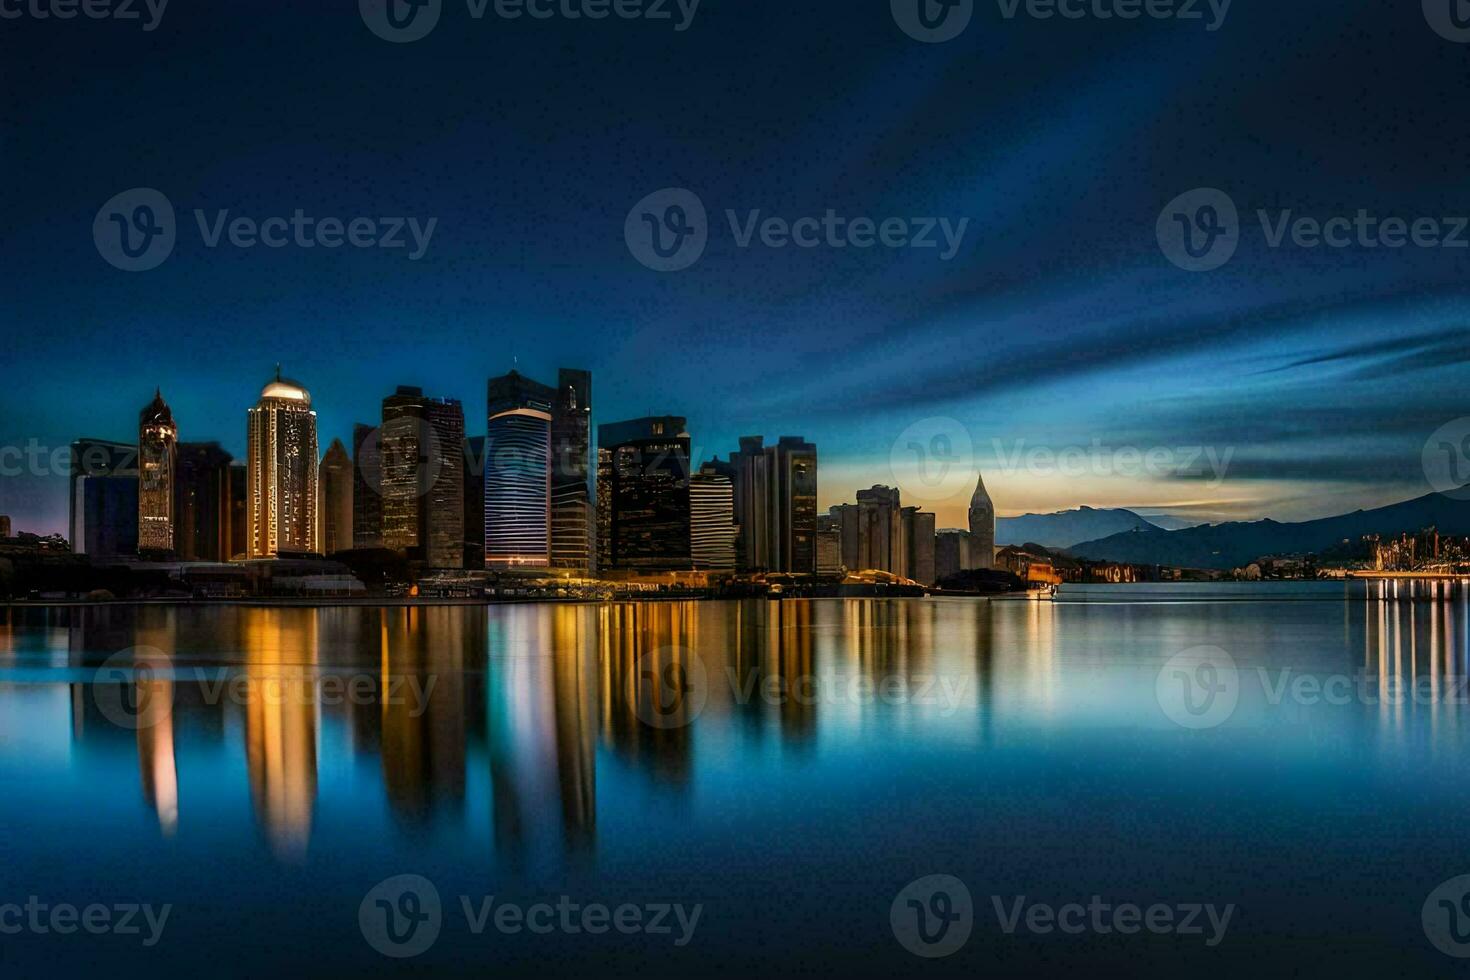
xmin=1138 ymin=514 xmax=1203 ymax=531
xmin=1067 ymin=491 xmax=1470 ymax=570
xmin=996 ymin=507 xmax=1160 ymax=549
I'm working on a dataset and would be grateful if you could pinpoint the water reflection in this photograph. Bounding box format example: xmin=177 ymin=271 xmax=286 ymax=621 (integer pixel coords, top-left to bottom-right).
xmin=0 ymin=586 xmax=1466 ymax=866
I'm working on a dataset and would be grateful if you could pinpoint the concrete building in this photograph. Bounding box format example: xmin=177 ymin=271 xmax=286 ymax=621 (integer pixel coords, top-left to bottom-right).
xmin=175 ymin=442 xmax=234 ymax=561
xmin=597 ymin=416 xmax=691 ymax=572
xmin=902 ymin=507 xmax=936 ymax=585
xmin=317 ymin=438 xmax=354 ymax=555
xmin=69 ymin=438 xmax=139 ymax=558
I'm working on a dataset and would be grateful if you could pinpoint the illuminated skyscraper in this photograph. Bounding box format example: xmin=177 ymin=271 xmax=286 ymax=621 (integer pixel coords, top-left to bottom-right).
xmin=318 ymin=438 xmax=354 ymax=555
xmin=377 ymin=387 xmax=464 ymax=567
xmin=690 ymin=463 xmax=737 ymax=570
xmin=968 ymin=472 xmax=995 ymax=570
xmin=246 ymin=370 xmax=318 ymax=558
xmin=550 ymin=368 xmax=592 ymax=573
xmin=175 ymin=442 xmax=233 ymax=561
xmin=138 ymin=389 xmax=177 ymax=554
xmin=486 ymin=371 xmax=554 ymax=568
xmin=423 ymin=399 xmax=465 ymax=568
xmin=596 ymin=416 xmax=691 ymax=572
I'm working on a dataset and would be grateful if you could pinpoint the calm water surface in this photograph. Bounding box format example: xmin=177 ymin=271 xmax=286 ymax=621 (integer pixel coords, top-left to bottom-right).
xmin=2 ymin=583 xmax=1468 ymax=976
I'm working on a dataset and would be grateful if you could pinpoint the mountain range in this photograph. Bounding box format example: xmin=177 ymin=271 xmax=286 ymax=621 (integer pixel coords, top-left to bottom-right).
xmin=996 ymin=507 xmax=1161 ymax=549
xmin=1066 ymin=491 xmax=1470 ymax=570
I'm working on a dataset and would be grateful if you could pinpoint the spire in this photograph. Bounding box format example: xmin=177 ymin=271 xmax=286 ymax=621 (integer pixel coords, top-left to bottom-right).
xmin=275 ymin=363 xmax=282 ymax=382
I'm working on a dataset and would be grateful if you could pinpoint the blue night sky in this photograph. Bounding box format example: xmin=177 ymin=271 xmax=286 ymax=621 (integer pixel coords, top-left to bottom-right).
xmin=3 ymin=0 xmax=1468 ymax=536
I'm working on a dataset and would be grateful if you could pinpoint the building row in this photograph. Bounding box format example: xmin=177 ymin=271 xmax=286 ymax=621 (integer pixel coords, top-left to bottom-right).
xmin=66 ymin=369 xmax=996 ymax=584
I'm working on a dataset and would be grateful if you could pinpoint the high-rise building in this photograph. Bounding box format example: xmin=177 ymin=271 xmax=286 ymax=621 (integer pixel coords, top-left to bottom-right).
xmin=376 ymin=387 xmax=464 ymax=567
xmin=423 ymin=399 xmax=465 ymax=569
xmin=726 ymin=435 xmax=817 ymax=573
xmin=969 ymin=473 xmax=996 ymax=570
xmin=246 ymin=370 xmax=318 ymax=558
xmin=318 ymin=438 xmax=354 ymax=555
xmin=550 ymin=368 xmax=593 ymax=573
xmin=463 ymin=435 xmax=486 ymax=568
xmin=832 ymin=486 xmax=905 ymax=574
xmin=690 ymin=462 xmax=737 ymax=571
xmin=935 ymin=529 xmax=973 ymax=583
xmin=486 ymin=371 xmax=555 ymax=568
xmin=69 ymin=439 xmax=139 ymax=558
xmin=902 ymin=507 xmax=936 ymax=585
xmin=138 ymin=389 xmax=177 ymax=555
xmin=228 ymin=463 xmax=246 ymax=560
xmin=597 ymin=416 xmax=691 ymax=572
xmin=351 ymin=422 xmax=383 ymax=550
xmin=175 ymin=442 xmax=234 ymax=561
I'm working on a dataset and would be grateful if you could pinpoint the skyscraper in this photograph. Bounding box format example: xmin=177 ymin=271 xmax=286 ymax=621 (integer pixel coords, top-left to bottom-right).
xmin=463 ymin=435 xmax=486 ymax=569
xmin=423 ymin=398 xmax=465 ymax=568
xmin=969 ymin=472 xmax=996 ymax=570
xmin=550 ymin=368 xmax=592 ymax=573
xmin=690 ymin=462 xmax=737 ymax=570
xmin=318 ymin=438 xmax=354 ymax=555
xmin=138 ymin=389 xmax=177 ymax=555
xmin=902 ymin=506 xmax=936 ymax=585
xmin=486 ymin=371 xmax=555 ymax=568
xmin=351 ymin=422 xmax=383 ymax=550
xmin=834 ymin=486 xmax=903 ymax=574
xmin=730 ymin=437 xmax=771 ymax=571
xmin=229 ymin=463 xmax=246 ymax=560
xmin=69 ymin=439 xmax=139 ymax=558
xmin=596 ymin=416 xmax=691 ymax=572
xmin=727 ymin=435 xmax=818 ymax=573
xmin=246 ymin=370 xmax=318 ymax=558
xmin=175 ymin=442 xmax=234 ymax=561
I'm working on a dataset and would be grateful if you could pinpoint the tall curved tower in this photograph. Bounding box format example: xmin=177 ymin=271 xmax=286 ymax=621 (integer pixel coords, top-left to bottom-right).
xmin=138 ymin=389 xmax=177 ymax=554
xmin=968 ymin=472 xmax=995 ymax=570
xmin=247 ymin=369 xmax=319 ymax=558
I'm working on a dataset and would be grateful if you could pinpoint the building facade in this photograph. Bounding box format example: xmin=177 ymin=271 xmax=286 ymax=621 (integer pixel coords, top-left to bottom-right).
xmin=246 ymin=371 xmax=319 ymax=558
xmin=486 ymin=371 xmax=555 ymax=568
xmin=550 ymin=368 xmax=593 ymax=572
xmin=422 ymin=399 xmax=465 ymax=568
xmin=69 ymin=439 xmax=139 ymax=557
xmin=138 ymin=389 xmax=177 ymax=555
xmin=351 ymin=422 xmax=383 ymax=550
xmin=727 ymin=435 xmax=817 ymax=573
xmin=175 ymin=442 xmax=234 ymax=561
xmin=596 ymin=416 xmax=692 ymax=572
xmin=463 ymin=435 xmax=486 ymax=569
xmin=902 ymin=507 xmax=937 ymax=585
xmin=318 ymin=438 xmax=354 ymax=555
xmin=690 ymin=463 xmax=737 ymax=570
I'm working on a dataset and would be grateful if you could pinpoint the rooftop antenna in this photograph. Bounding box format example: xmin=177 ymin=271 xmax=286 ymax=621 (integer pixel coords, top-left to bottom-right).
xmin=275 ymin=363 xmax=282 ymax=381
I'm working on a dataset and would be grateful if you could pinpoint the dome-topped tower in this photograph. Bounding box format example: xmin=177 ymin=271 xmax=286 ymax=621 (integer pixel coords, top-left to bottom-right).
xmin=968 ymin=471 xmax=995 ymax=570
xmin=247 ymin=366 xmax=318 ymax=557
xmin=259 ymin=365 xmax=311 ymax=404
